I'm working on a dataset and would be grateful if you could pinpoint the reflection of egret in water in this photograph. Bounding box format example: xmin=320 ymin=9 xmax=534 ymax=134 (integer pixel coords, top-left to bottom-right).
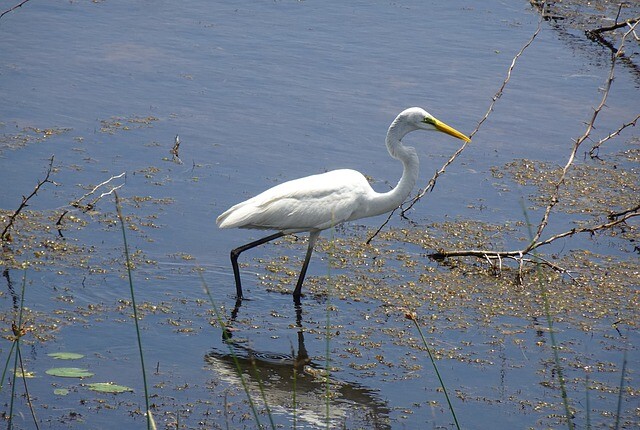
xmin=204 ymin=299 xmax=391 ymax=429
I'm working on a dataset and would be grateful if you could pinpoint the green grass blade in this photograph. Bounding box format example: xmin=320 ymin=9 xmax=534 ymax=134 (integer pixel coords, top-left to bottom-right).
xmin=585 ymin=371 xmax=591 ymax=430
xmin=17 ymin=343 xmax=40 ymax=429
xmin=114 ymin=192 xmax=152 ymax=430
xmin=408 ymin=313 xmax=460 ymax=430
xmin=0 ymin=341 xmax=17 ymax=393
xmin=8 ymin=270 xmax=28 ymax=430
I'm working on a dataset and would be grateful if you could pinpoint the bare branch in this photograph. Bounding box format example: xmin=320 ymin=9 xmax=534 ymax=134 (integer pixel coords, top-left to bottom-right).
xmin=1 ymin=156 xmax=55 ymax=242
xmin=587 ymin=16 xmax=640 ymax=36
xmin=425 ymin=24 xmax=639 ymax=280
xmin=366 ymin=209 xmax=395 ymax=245
xmin=429 ymin=203 xmax=639 ymax=266
xmin=589 ymin=114 xmax=640 ymax=158
xmin=0 ymin=0 xmax=30 ymax=22
xmin=71 ymin=172 xmax=126 ymax=212
xmin=530 ymin=207 xmax=639 ymax=251
xmin=608 ymin=203 xmax=640 ymax=220
xmin=525 ymin=22 xmax=637 ymax=253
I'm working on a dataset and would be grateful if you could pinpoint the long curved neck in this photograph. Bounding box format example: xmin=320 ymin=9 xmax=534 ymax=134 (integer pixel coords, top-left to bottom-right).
xmin=366 ymin=118 xmax=420 ymax=217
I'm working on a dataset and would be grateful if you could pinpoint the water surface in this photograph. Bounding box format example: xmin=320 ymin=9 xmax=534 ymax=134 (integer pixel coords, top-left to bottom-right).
xmin=1 ymin=1 xmax=638 ymax=429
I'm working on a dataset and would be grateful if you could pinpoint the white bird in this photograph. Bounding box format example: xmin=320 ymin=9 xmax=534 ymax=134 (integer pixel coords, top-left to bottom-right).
xmin=217 ymin=107 xmax=470 ymax=299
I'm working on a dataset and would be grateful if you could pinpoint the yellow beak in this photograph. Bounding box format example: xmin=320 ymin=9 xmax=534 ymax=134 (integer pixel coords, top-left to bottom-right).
xmin=434 ymin=119 xmax=471 ymax=143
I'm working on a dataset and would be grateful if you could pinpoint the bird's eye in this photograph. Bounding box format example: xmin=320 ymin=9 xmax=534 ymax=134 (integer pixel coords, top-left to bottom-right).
xmin=422 ymin=116 xmax=436 ymax=125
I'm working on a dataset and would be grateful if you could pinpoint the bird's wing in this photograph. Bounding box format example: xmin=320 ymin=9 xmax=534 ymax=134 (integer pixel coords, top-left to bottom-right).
xmin=217 ymin=169 xmax=371 ymax=232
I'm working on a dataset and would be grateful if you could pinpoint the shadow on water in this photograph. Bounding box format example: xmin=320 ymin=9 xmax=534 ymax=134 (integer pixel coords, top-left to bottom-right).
xmin=204 ymin=298 xmax=391 ymax=429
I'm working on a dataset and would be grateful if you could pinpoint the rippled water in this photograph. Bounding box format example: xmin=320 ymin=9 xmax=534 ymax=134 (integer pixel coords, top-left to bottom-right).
xmin=1 ymin=1 xmax=638 ymax=429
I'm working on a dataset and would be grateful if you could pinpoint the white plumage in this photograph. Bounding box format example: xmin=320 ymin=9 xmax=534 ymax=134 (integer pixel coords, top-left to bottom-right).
xmin=217 ymin=107 xmax=470 ymax=299
xmin=217 ymin=169 xmax=371 ymax=233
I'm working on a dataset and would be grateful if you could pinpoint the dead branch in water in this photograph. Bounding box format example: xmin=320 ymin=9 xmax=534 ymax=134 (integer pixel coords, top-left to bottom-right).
xmin=526 ymin=21 xmax=637 ymax=253
xmin=430 ymin=203 xmax=639 ymax=260
xmin=587 ymin=16 xmax=639 ymax=37
xmin=588 ymin=114 xmax=640 ymax=159
xmin=430 ymin=23 xmax=639 ymax=274
xmin=1 ymin=156 xmax=55 ymax=242
xmin=1 ymin=154 xmax=128 ymax=241
xmin=56 ymin=172 xmax=126 ymax=228
xmin=71 ymin=172 xmax=126 ymax=212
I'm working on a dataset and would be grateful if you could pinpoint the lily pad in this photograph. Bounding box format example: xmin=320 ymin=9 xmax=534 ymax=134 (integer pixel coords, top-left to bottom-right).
xmin=54 ymin=388 xmax=69 ymax=396
xmin=86 ymin=382 xmax=133 ymax=394
xmin=48 ymin=352 xmax=85 ymax=360
xmin=46 ymin=367 xmax=94 ymax=378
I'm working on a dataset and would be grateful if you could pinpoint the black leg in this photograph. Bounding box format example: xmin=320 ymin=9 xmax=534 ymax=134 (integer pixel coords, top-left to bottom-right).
xmin=230 ymin=232 xmax=285 ymax=298
xmin=293 ymin=231 xmax=320 ymax=298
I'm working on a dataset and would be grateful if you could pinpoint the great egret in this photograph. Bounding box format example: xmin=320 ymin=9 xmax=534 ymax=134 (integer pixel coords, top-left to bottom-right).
xmin=217 ymin=107 xmax=470 ymax=299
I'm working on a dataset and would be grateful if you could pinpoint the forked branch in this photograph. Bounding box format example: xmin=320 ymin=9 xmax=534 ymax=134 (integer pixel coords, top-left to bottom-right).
xmin=432 ymin=25 xmax=638 ymax=274
xmin=526 ymin=21 xmax=637 ymax=253
xmin=589 ymin=114 xmax=640 ymax=158
xmin=71 ymin=172 xmax=126 ymax=212
xmin=1 ymin=156 xmax=55 ymax=242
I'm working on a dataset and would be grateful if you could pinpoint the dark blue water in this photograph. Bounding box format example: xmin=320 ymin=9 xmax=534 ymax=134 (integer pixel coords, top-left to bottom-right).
xmin=1 ymin=1 xmax=638 ymax=429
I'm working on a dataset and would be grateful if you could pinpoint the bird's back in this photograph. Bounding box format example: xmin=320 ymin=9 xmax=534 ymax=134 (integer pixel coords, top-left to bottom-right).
xmin=216 ymin=169 xmax=372 ymax=233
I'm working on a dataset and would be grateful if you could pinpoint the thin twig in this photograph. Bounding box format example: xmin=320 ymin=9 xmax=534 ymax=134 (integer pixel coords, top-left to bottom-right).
xmin=1 ymin=156 xmax=55 ymax=242
xmin=0 ymin=0 xmax=31 ymax=21
xmin=430 ymin=203 xmax=639 ymax=260
xmin=609 ymin=203 xmax=640 ymax=220
xmin=531 ymin=209 xmax=638 ymax=250
xmin=589 ymin=114 xmax=640 ymax=158
xmin=72 ymin=172 xmax=126 ymax=211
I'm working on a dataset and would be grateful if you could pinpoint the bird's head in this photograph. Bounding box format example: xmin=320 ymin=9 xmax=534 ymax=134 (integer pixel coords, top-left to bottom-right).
xmin=400 ymin=107 xmax=471 ymax=143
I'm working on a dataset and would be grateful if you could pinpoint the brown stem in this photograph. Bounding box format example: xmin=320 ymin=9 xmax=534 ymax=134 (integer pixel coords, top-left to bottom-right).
xmin=1 ymin=156 xmax=55 ymax=242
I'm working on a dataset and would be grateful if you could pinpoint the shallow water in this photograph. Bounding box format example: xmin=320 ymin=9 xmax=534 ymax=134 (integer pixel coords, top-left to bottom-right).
xmin=1 ymin=1 xmax=638 ymax=429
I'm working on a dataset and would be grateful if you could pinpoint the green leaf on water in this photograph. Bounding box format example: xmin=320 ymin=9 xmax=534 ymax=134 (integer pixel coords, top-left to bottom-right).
xmin=86 ymin=382 xmax=133 ymax=394
xmin=54 ymin=388 xmax=69 ymax=396
xmin=46 ymin=367 xmax=94 ymax=378
xmin=48 ymin=352 xmax=85 ymax=360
